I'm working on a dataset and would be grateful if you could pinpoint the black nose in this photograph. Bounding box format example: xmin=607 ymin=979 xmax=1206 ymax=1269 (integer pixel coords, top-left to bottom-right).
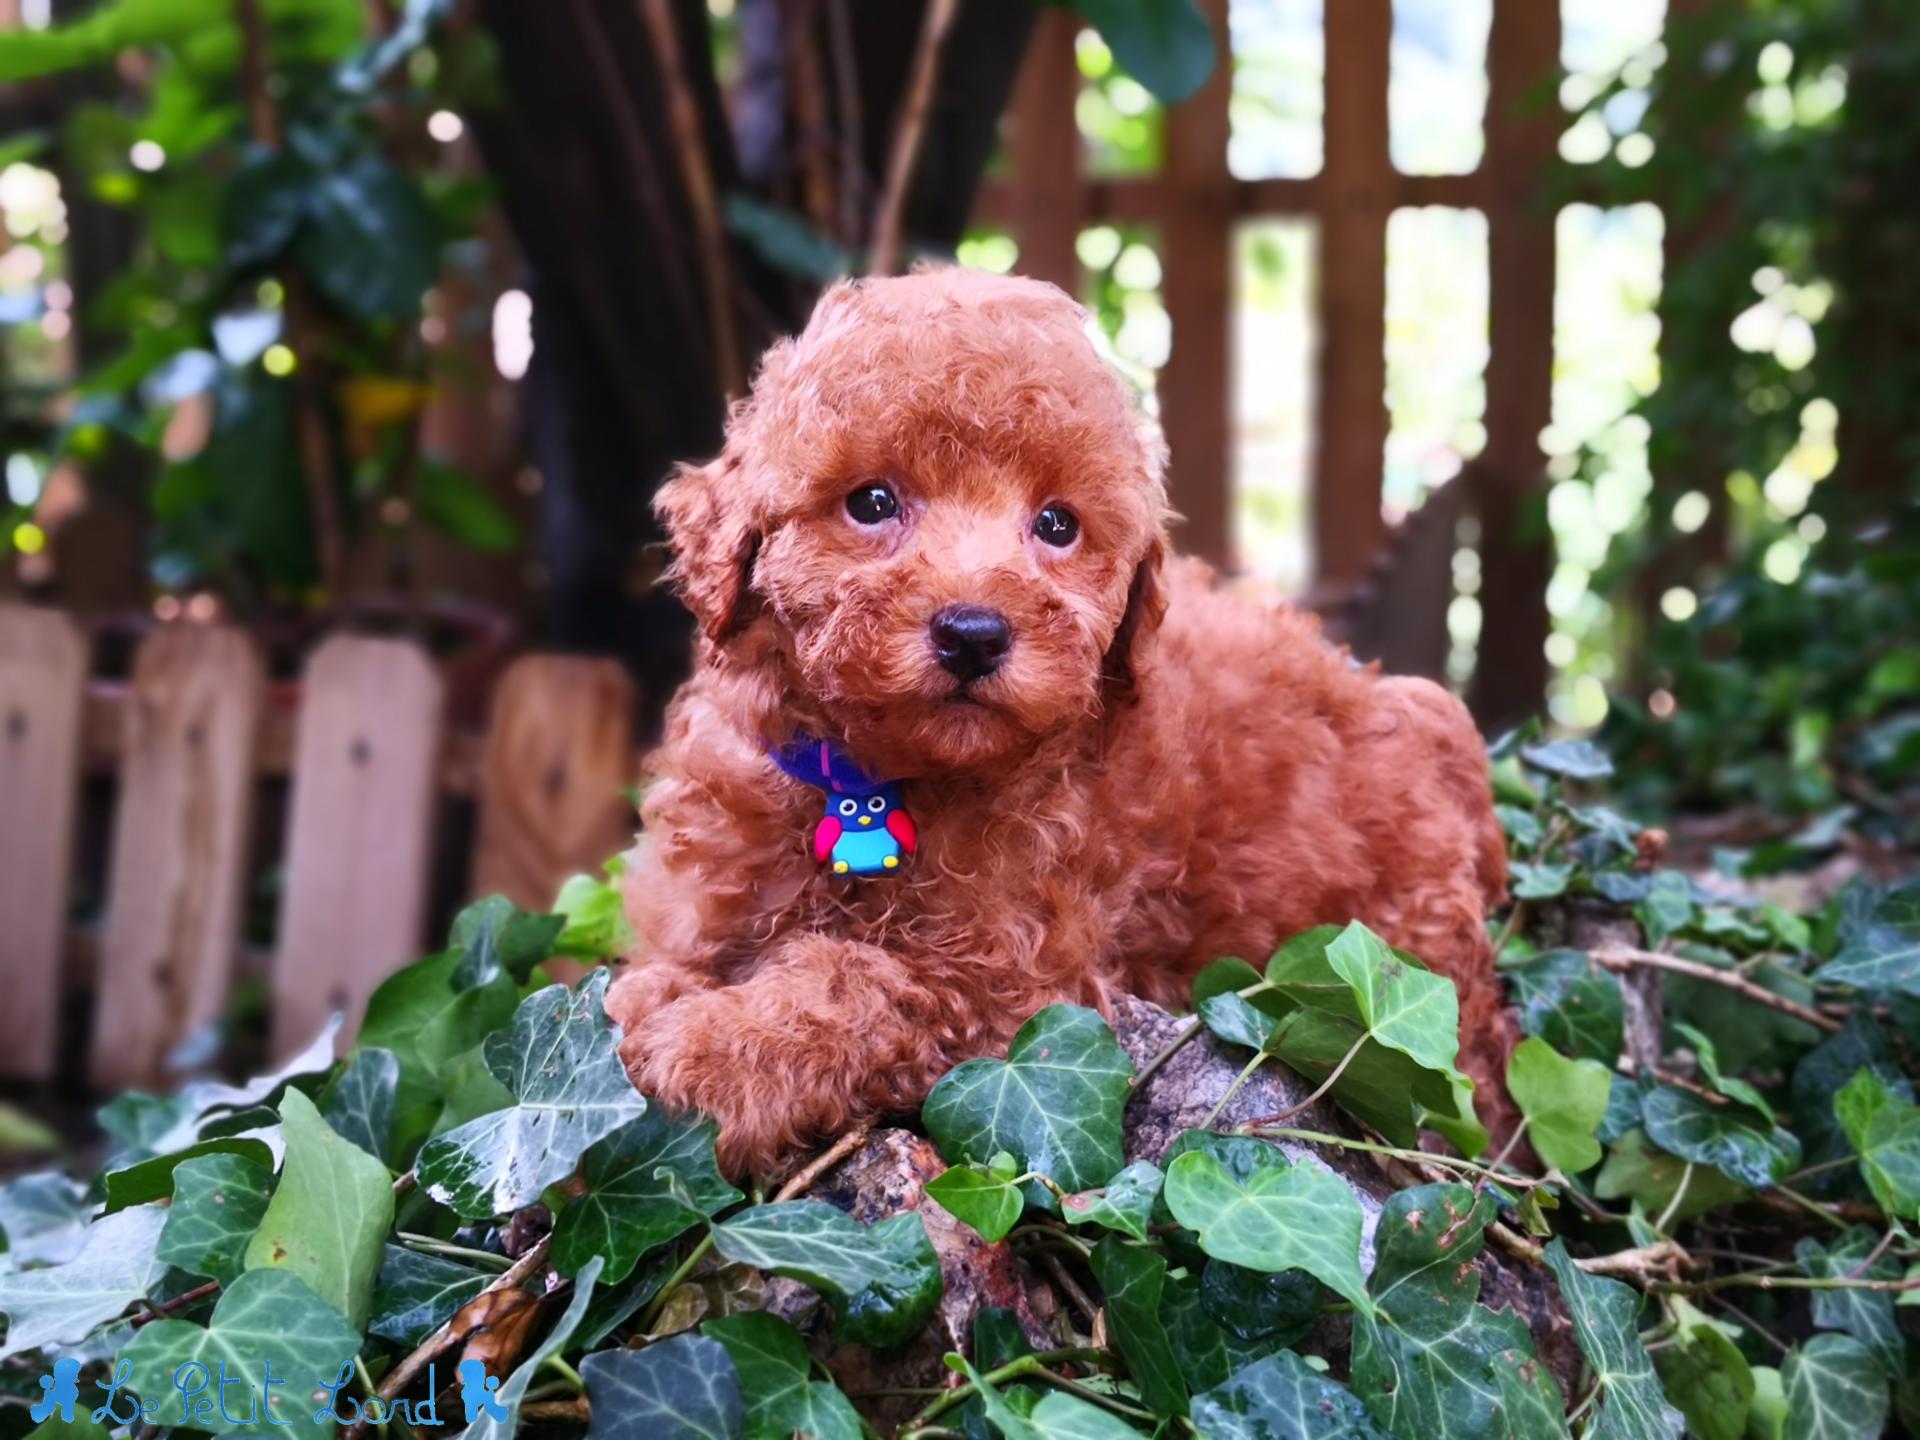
xmin=930 ymin=604 xmax=1013 ymax=681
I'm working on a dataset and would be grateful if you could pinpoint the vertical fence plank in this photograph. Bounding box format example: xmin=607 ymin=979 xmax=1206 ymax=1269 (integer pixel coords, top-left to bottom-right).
xmin=0 ymin=606 xmax=88 ymax=1080
xmin=1006 ymin=8 xmax=1082 ymax=293
xmin=1469 ymin=0 xmax=1561 ymax=727
xmin=1159 ymin=0 xmax=1236 ymax=566
xmin=470 ymin=656 xmax=638 ymax=914
xmin=1313 ymin=0 xmax=1393 ymax=589
xmin=92 ymin=626 xmax=265 ymax=1090
xmin=272 ymin=636 xmax=444 ymax=1057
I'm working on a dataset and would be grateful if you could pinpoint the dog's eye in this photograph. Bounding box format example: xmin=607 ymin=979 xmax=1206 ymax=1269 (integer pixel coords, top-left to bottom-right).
xmin=845 ymin=482 xmax=900 ymax=526
xmin=838 ymin=798 xmax=859 ymax=817
xmin=1033 ymin=505 xmax=1079 ymax=547
xmin=867 ymin=796 xmax=887 ymax=813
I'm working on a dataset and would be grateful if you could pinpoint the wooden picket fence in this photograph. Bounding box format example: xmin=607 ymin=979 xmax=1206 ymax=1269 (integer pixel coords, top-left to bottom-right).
xmin=0 ymin=603 xmax=640 ymax=1093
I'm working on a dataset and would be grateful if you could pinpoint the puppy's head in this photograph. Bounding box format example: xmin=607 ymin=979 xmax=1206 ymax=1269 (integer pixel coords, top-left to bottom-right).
xmin=659 ymin=267 xmax=1170 ymax=774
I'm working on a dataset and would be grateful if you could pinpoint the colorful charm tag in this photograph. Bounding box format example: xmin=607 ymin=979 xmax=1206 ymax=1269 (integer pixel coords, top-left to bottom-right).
xmin=770 ymin=737 xmax=918 ymax=877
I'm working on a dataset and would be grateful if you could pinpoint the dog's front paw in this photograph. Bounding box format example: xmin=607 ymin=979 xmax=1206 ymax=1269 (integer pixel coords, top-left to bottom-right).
xmin=617 ymin=994 xmax=812 ymax=1180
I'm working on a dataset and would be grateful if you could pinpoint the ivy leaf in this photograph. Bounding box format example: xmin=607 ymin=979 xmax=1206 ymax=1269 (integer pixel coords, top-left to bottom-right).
xmin=1264 ymin=1011 xmax=1448 ymax=1148
xmin=0 ymin=1174 xmax=94 ymax=1266
xmin=367 ymin=1245 xmax=490 ymax=1347
xmin=1796 ymin=1227 xmax=1902 ymax=1374
xmin=1061 ymin=0 xmax=1215 ymax=105
xmin=552 ymin=1109 xmax=742 ymax=1283
xmin=1635 ymin=873 xmax=1698 ymax=950
xmin=320 ymin=1046 xmax=399 ymax=1166
xmin=703 ymin=1311 xmax=861 ymax=1440
xmin=1029 ymin=1392 xmax=1153 ymax=1438
xmin=1507 ymin=950 xmax=1624 ymax=1064
xmin=1781 ymin=1334 xmax=1889 ymax=1440
xmin=1791 ymin=1017 xmax=1908 ymax=1196
xmin=417 ymin=971 xmax=647 ymax=1219
xmin=1834 ymin=1068 xmax=1920 ymax=1218
xmin=101 ymin=1134 xmax=281 ymax=1213
xmin=242 ymin=1088 xmax=394 ymax=1329
xmin=1520 ymin=737 xmax=1614 ymax=780
xmin=295 ymin=154 xmax=440 ymax=319
xmin=1813 ymin=880 xmax=1920 ymax=996
xmin=1510 ymin=862 xmax=1573 ymax=900
xmin=1542 ymin=1240 xmax=1684 ymax=1440
xmin=119 ymin=1270 xmax=362 ymax=1437
xmin=923 ymin=1005 xmax=1134 ymax=1198
xmin=1640 ymin=1085 xmax=1801 ymax=1188
xmin=1199 ymin=1261 xmax=1318 ymax=1344
xmin=1199 ymin=992 xmax=1281 ymax=1051
xmin=1190 ymin=1350 xmax=1389 ymax=1440
xmin=468 ymin=1257 xmax=603 ymax=1440
xmin=1193 ymin=956 xmax=1264 ymax=1008
xmin=450 ymin=895 xmax=566 ymax=989
xmin=1350 ymin=1185 xmax=1561 ymax=1440
xmin=1594 ymin=1129 xmax=1748 ymax=1223
xmin=1507 ymin=1038 xmax=1612 ymax=1175
xmin=926 ymin=1163 xmax=1025 ymax=1244
xmin=1062 ymin=1161 xmax=1163 ymax=1241
xmin=1651 ymin=1302 xmax=1753 ymax=1440
xmin=582 ymin=1331 xmax=744 ymax=1440
xmin=1089 ymin=1236 xmax=1186 ymax=1417
xmin=157 ymin=1154 xmax=275 ymax=1284
xmin=357 ymin=948 xmax=517 ymax=1159
xmin=552 ymin=859 xmax=639 ymax=960
xmin=0 ymin=1204 xmax=167 ymax=1359
xmin=1162 ymin=1149 xmax=1371 ymax=1311
xmin=1672 ymin=1024 xmax=1775 ymax=1121
xmin=1324 ymin=922 xmax=1466 ymax=1084
xmin=1160 ymin=1270 xmax=1292 ymax=1393
xmin=710 ymin=1201 xmax=942 ymax=1347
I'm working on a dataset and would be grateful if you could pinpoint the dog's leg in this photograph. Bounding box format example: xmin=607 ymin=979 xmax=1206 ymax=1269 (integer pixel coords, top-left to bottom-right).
xmin=615 ymin=932 xmax=963 ymax=1179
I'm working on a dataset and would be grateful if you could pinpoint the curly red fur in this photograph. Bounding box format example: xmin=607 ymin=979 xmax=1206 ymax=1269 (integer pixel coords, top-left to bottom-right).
xmin=607 ymin=267 xmax=1519 ymax=1177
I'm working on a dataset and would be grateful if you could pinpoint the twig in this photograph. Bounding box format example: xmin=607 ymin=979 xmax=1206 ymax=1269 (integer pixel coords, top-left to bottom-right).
xmin=903 ymin=1349 xmax=1110 ymax=1430
xmin=520 ymin=1399 xmax=591 ymax=1424
xmin=1769 ymin=1183 xmax=1857 ymax=1232
xmin=131 ymin=1280 xmax=220 ymax=1328
xmin=826 ymin=0 xmax=864 ymax=247
xmin=1242 ymin=1031 xmax=1368 ymax=1130
xmin=774 ymin=1119 xmax=876 ymax=1202
xmin=1489 ymin=901 xmax=1529 ymax=958
xmin=345 ymin=1237 xmax=550 ymax=1440
xmin=1130 ymin=1018 xmax=1204 ymax=1095
xmin=1663 ymin=1272 xmax=1920 ymax=1295
xmin=1700 ymin=1293 xmax=1790 ymax=1356
xmin=395 ymin=1232 xmax=516 ymax=1271
xmin=1246 ymin=1127 xmax=1551 ymax=1189
xmin=1037 ymin=1251 xmax=1100 ymax=1328
xmin=1847 ymin=1227 xmax=1899 ymax=1279
xmin=636 ymin=0 xmax=745 ymax=398
xmin=866 ymin=0 xmax=960 ymax=274
xmin=1589 ymin=946 xmax=1841 ymax=1034
xmin=1201 ymin=1051 xmax=1267 ymax=1130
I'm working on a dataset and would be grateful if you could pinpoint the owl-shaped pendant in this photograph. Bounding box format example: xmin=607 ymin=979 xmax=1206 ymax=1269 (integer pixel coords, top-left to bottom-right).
xmin=813 ymin=783 xmax=918 ymax=876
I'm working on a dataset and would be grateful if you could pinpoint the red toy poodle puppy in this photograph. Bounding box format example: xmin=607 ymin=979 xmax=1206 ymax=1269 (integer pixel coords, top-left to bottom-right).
xmin=607 ymin=267 xmax=1515 ymax=1177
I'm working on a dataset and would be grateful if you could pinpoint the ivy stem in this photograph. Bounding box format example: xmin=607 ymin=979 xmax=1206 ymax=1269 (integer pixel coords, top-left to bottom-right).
xmin=1588 ymin=946 xmax=1841 ymax=1034
xmin=1770 ymin=1183 xmax=1854 ymax=1232
xmin=353 ymin=1357 xmax=390 ymax=1440
xmin=1246 ymin=1127 xmax=1550 ymax=1189
xmin=541 ymin=1356 xmax=587 ymax=1394
xmin=394 ymin=1233 xmax=516 ymax=1271
xmin=1473 ymin=1119 xmax=1533 ymax=1200
xmin=639 ymin=1232 xmax=717 ymax=1332
xmin=1847 ymin=1228 xmax=1899 ymax=1279
xmin=902 ymin=1349 xmax=1112 ymax=1431
xmin=1660 ymin=1272 xmax=1920 ymax=1295
xmin=1242 ymin=1030 xmax=1369 ymax=1130
xmin=1028 ymin=1368 xmax=1161 ymax=1423
xmin=1132 ymin=980 xmax=1277 ymax=1097
xmin=1202 ymin=1051 xmax=1269 ymax=1130
xmin=1653 ymin=1162 xmax=1694 ymax=1235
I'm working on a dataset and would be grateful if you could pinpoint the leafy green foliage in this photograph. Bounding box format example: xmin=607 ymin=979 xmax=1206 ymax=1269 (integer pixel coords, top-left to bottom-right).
xmin=1652 ymin=1302 xmax=1754 ymax=1440
xmin=366 ymin=1244 xmax=489 ymax=1347
xmin=1089 ymin=1236 xmax=1186 ymax=1416
xmin=1162 ymin=1148 xmax=1370 ymax=1311
xmin=417 ymin=970 xmax=647 ymax=1218
xmin=1059 ymin=0 xmax=1215 ymax=106
xmin=1506 ymin=949 xmax=1625 ymax=1063
xmin=1061 ymin=1160 xmax=1163 ymax=1241
xmin=1817 ymin=880 xmax=1920 ymax=996
xmin=0 ymin=1204 xmax=167 ymax=1359
xmin=1507 ymin=1037 xmax=1613 ymax=1174
xmin=243 ymin=1088 xmax=393 ymax=1328
xmin=1782 ymin=1334 xmax=1889 ymax=1440
xmin=702 ymin=1313 xmax=861 ymax=1440
xmin=156 ymin=1153 xmax=276 ymax=1284
xmin=120 ymin=1271 xmax=363 ymax=1437
xmin=552 ymin=1109 xmax=742 ymax=1283
xmin=1834 ymin=1068 xmax=1920 ymax=1219
xmin=926 ymin=1154 xmax=1026 ymax=1243
xmin=1190 ymin=1349 xmax=1388 ymax=1440
xmin=1542 ymin=1242 xmax=1684 ymax=1439
xmin=1640 ymin=1084 xmax=1801 ymax=1188
xmin=924 ymin=1004 xmax=1135 ymax=1198
xmin=709 ymin=1202 xmax=942 ymax=1347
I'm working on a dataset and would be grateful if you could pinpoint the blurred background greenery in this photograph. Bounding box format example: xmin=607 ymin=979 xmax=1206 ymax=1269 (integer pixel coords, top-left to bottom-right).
xmin=0 ymin=0 xmax=1914 ymax=848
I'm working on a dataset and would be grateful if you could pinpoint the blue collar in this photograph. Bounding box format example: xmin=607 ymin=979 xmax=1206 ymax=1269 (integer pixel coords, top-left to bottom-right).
xmin=769 ymin=735 xmax=896 ymax=796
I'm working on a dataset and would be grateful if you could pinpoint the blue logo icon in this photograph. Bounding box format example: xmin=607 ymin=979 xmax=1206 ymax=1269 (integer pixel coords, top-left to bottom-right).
xmin=457 ymin=1359 xmax=510 ymax=1424
xmin=31 ymin=1358 xmax=81 ymax=1423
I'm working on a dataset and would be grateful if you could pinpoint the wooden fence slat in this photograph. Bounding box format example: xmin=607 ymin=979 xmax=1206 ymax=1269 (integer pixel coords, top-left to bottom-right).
xmin=0 ymin=606 xmax=88 ymax=1080
xmin=92 ymin=625 xmax=265 ymax=1090
xmin=1313 ymin=0 xmax=1394 ymax=589
xmin=271 ymin=636 xmax=445 ymax=1057
xmin=1006 ymin=8 xmax=1082 ymax=294
xmin=1159 ymin=0 xmax=1235 ymax=567
xmin=1468 ymin=0 xmax=1562 ymax=727
xmin=470 ymin=655 xmax=638 ymax=914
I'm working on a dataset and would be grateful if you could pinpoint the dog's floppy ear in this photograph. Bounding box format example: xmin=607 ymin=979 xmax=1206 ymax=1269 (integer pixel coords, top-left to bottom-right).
xmin=1100 ymin=538 xmax=1167 ymax=707
xmin=655 ymin=453 xmax=761 ymax=643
